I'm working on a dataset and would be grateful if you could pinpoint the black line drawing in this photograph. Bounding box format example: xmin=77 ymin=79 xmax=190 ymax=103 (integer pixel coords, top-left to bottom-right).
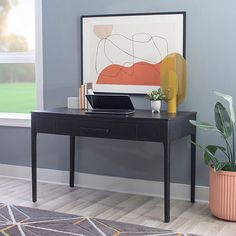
xmin=95 ymin=33 xmax=169 ymax=79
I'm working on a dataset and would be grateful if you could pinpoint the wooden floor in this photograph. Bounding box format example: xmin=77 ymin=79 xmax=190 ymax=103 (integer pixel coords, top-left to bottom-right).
xmin=0 ymin=177 xmax=235 ymax=236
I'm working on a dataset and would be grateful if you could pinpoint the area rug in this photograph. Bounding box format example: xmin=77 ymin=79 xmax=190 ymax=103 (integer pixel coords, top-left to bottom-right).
xmin=0 ymin=203 xmax=197 ymax=235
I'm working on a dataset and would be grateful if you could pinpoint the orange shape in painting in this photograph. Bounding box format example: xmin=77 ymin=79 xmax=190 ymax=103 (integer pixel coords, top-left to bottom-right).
xmin=96 ymin=62 xmax=160 ymax=86
xmin=93 ymin=25 xmax=113 ymax=39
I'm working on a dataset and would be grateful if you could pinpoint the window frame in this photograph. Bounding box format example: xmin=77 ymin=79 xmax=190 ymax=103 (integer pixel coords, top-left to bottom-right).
xmin=0 ymin=0 xmax=43 ymax=128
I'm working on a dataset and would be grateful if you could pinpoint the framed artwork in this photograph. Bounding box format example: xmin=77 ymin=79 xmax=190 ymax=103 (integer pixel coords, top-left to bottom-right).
xmin=81 ymin=12 xmax=186 ymax=94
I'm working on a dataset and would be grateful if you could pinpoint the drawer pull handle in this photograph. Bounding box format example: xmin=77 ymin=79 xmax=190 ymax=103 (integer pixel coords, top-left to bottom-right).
xmin=80 ymin=127 xmax=110 ymax=134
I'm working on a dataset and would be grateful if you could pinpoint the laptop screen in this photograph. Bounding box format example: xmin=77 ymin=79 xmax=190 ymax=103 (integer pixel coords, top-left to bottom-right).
xmin=86 ymin=95 xmax=134 ymax=110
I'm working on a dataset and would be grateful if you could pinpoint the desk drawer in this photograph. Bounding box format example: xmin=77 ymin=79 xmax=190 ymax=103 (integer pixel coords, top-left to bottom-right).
xmin=136 ymin=122 xmax=167 ymax=141
xmin=33 ymin=116 xmax=56 ymax=133
xmin=55 ymin=119 xmax=136 ymax=140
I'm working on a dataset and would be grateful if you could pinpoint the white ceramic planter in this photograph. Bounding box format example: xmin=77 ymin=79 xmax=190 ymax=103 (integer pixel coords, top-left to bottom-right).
xmin=151 ymin=100 xmax=161 ymax=113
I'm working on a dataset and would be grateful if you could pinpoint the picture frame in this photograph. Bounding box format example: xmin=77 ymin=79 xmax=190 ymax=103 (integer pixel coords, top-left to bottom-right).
xmin=81 ymin=12 xmax=186 ymax=94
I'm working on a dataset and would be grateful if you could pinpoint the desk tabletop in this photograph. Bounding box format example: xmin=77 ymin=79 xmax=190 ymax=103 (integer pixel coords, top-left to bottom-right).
xmin=32 ymin=107 xmax=196 ymax=121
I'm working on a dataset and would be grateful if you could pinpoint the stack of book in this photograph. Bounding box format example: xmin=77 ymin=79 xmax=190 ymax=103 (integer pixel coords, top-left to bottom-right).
xmin=79 ymin=82 xmax=93 ymax=109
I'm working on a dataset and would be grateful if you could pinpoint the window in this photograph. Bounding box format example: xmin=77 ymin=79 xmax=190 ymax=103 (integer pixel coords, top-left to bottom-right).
xmin=0 ymin=0 xmax=43 ymax=126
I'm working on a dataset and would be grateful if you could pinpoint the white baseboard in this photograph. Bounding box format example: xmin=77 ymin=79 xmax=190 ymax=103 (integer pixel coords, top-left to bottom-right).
xmin=0 ymin=164 xmax=209 ymax=202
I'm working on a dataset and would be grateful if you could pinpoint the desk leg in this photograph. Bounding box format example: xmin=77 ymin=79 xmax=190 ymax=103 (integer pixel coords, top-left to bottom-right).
xmin=70 ymin=136 xmax=75 ymax=187
xmin=32 ymin=131 xmax=37 ymax=202
xmin=191 ymin=129 xmax=196 ymax=203
xmin=163 ymin=140 xmax=170 ymax=223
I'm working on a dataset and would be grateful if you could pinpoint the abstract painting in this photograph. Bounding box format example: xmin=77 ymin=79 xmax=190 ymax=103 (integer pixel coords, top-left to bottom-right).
xmin=82 ymin=12 xmax=186 ymax=94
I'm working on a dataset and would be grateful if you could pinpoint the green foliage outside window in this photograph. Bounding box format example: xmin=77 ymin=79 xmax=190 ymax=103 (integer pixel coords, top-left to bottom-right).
xmin=0 ymin=0 xmax=29 ymax=52
xmin=0 ymin=0 xmax=35 ymax=113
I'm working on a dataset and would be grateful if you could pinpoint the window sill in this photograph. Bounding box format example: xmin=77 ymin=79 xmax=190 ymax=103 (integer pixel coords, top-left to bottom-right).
xmin=0 ymin=113 xmax=31 ymax=128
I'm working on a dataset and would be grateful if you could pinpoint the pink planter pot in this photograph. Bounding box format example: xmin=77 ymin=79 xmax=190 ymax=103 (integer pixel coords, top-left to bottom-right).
xmin=209 ymin=167 xmax=236 ymax=221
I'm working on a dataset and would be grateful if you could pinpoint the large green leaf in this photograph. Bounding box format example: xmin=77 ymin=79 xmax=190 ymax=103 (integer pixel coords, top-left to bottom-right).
xmin=190 ymin=141 xmax=231 ymax=172
xmin=189 ymin=120 xmax=217 ymax=131
xmin=204 ymin=145 xmax=228 ymax=171
xmin=204 ymin=145 xmax=226 ymax=165
xmin=214 ymin=162 xmax=228 ymax=172
xmin=222 ymin=163 xmax=234 ymax=171
xmin=214 ymin=102 xmax=233 ymax=138
xmin=214 ymin=91 xmax=235 ymax=124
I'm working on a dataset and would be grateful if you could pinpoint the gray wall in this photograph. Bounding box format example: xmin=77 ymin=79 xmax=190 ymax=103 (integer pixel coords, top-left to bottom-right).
xmin=0 ymin=0 xmax=236 ymax=187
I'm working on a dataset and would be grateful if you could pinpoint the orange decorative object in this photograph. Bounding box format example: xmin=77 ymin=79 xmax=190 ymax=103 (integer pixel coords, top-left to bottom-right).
xmin=209 ymin=166 xmax=236 ymax=221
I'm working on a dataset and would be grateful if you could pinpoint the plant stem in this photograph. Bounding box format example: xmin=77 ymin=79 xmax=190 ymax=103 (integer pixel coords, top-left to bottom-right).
xmin=220 ymin=148 xmax=231 ymax=163
xmin=225 ymin=139 xmax=233 ymax=162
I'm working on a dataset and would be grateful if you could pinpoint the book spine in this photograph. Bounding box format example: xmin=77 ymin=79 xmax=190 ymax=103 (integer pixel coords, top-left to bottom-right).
xmin=86 ymin=83 xmax=93 ymax=109
xmin=84 ymin=83 xmax=88 ymax=109
xmin=79 ymin=87 xmax=82 ymax=109
xmin=81 ymin=84 xmax=85 ymax=109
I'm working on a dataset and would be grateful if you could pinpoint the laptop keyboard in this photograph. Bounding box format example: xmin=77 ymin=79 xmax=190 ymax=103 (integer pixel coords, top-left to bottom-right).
xmin=85 ymin=109 xmax=135 ymax=115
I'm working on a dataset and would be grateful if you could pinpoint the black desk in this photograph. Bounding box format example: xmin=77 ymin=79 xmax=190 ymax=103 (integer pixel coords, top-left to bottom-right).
xmin=31 ymin=108 xmax=196 ymax=222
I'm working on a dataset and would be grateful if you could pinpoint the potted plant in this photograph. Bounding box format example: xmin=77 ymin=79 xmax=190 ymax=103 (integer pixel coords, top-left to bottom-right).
xmin=147 ymin=88 xmax=165 ymax=113
xmin=190 ymin=91 xmax=236 ymax=221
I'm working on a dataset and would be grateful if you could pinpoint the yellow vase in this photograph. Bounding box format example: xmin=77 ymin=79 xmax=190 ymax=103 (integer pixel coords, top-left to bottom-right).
xmin=160 ymin=53 xmax=186 ymax=113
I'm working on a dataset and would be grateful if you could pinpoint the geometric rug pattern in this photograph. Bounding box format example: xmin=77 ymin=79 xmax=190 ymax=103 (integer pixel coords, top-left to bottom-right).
xmin=0 ymin=203 xmax=197 ymax=235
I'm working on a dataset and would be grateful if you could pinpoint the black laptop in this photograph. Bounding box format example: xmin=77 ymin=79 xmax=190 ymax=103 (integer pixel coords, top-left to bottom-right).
xmin=85 ymin=94 xmax=135 ymax=115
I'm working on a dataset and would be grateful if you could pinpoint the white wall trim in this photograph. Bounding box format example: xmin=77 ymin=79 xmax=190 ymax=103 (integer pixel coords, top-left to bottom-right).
xmin=35 ymin=0 xmax=44 ymax=110
xmin=0 ymin=164 xmax=209 ymax=202
xmin=0 ymin=113 xmax=31 ymax=128
xmin=0 ymin=52 xmax=35 ymax=63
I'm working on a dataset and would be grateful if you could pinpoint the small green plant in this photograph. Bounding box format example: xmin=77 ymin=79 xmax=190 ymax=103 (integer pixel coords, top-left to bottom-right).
xmin=147 ymin=88 xmax=165 ymax=101
xmin=190 ymin=91 xmax=236 ymax=172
